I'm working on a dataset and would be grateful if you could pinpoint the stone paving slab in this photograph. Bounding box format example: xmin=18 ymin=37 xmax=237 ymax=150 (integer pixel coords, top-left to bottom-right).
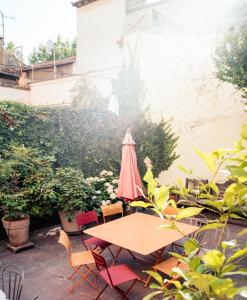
xmin=0 ymin=221 xmax=246 ymax=300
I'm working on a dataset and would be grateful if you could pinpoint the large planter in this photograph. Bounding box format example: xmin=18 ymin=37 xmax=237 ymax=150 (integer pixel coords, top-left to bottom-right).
xmin=2 ymin=214 xmax=30 ymax=247
xmin=58 ymin=210 xmax=84 ymax=234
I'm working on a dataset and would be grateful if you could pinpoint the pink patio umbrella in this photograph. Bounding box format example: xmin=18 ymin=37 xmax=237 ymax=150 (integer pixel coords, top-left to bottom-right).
xmin=117 ymin=129 xmax=143 ymax=201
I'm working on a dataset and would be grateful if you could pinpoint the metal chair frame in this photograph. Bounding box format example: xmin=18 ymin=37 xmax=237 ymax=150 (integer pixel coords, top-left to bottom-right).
xmin=92 ymin=251 xmax=140 ymax=300
xmin=76 ymin=211 xmax=115 ymax=259
xmin=58 ymin=230 xmax=98 ymax=293
xmin=1 ymin=264 xmax=24 ymax=300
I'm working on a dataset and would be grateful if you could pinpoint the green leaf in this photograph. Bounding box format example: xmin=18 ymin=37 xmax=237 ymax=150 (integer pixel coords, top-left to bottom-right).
xmin=156 ymin=186 xmax=169 ymax=210
xmin=143 ymin=291 xmax=163 ymax=300
xmin=145 ymin=270 xmax=163 ymax=285
xmin=177 ymin=165 xmax=192 ymax=175
xmin=176 ymin=207 xmax=204 ymax=220
xmin=241 ymin=123 xmax=247 ymax=140
xmin=197 ymin=223 xmax=224 ymax=233
xmin=238 ymin=228 xmax=247 ymax=236
xmin=227 ymin=246 xmax=247 ymax=263
xmin=221 ymin=239 xmax=237 ymax=250
xmin=239 ymin=287 xmax=247 ymax=298
xmin=202 ymin=250 xmax=225 ymax=271
xmin=130 ymin=201 xmax=152 ymax=208
xmin=184 ymin=238 xmax=200 ymax=256
xmin=210 ymin=182 xmax=219 ymax=194
xmin=194 ymin=148 xmax=216 ymax=172
xmin=169 ymin=280 xmax=182 ymax=289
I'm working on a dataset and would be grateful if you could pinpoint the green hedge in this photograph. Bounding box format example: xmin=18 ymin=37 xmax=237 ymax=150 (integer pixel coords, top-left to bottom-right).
xmin=0 ymin=101 xmax=178 ymax=177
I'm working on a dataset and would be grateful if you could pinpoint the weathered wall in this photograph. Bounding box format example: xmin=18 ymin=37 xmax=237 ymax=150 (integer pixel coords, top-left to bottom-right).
xmin=0 ymin=86 xmax=30 ymax=104
xmin=29 ymin=76 xmax=80 ymax=106
xmin=74 ymin=0 xmax=125 ymax=73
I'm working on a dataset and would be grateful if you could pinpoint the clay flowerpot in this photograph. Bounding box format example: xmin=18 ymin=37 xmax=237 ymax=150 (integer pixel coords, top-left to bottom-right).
xmin=58 ymin=210 xmax=84 ymax=234
xmin=2 ymin=214 xmax=30 ymax=247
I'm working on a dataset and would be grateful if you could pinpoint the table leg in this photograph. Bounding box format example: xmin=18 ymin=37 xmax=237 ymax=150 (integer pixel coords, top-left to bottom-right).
xmin=111 ymin=246 xmax=123 ymax=266
xmin=144 ymin=246 xmax=166 ymax=287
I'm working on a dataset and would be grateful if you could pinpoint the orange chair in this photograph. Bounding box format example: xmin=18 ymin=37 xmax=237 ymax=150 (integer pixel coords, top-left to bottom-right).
xmin=101 ymin=201 xmax=123 ymax=223
xmin=58 ymin=230 xmax=98 ymax=293
xmin=145 ymin=256 xmax=189 ymax=287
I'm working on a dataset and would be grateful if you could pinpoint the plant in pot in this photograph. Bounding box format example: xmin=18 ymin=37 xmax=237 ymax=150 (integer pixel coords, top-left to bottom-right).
xmin=0 ymin=145 xmax=55 ymax=249
xmin=52 ymin=167 xmax=92 ymax=233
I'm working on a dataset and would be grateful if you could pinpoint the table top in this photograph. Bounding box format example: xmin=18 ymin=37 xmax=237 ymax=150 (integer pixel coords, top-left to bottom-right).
xmin=85 ymin=212 xmax=199 ymax=256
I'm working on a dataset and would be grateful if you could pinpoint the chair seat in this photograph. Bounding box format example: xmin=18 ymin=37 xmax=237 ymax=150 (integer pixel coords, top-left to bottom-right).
xmin=71 ymin=250 xmax=95 ymax=267
xmin=99 ymin=264 xmax=139 ymax=288
xmin=154 ymin=257 xmax=188 ymax=275
xmin=85 ymin=237 xmax=111 ymax=249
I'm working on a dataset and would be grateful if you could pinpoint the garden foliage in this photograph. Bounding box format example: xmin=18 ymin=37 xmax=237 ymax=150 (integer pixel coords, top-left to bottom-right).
xmin=131 ymin=123 xmax=247 ymax=300
xmin=215 ymin=25 xmax=247 ymax=102
xmin=0 ymin=101 xmax=178 ymax=178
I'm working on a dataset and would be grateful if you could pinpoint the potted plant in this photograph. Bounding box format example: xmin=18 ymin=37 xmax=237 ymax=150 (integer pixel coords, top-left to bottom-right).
xmin=52 ymin=167 xmax=91 ymax=233
xmin=0 ymin=145 xmax=55 ymax=248
xmin=169 ymin=184 xmax=180 ymax=201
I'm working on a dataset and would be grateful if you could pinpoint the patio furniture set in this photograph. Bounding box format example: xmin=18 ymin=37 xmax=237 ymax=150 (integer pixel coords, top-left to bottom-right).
xmin=58 ymin=203 xmax=201 ymax=300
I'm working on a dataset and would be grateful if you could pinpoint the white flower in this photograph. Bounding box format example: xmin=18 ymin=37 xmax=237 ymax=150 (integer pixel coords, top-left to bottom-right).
xmin=94 ymin=176 xmax=100 ymax=181
xmin=101 ymin=200 xmax=111 ymax=206
xmin=107 ymin=185 xmax=114 ymax=194
xmin=100 ymin=170 xmax=108 ymax=176
xmin=107 ymin=171 xmax=113 ymax=176
xmin=86 ymin=177 xmax=95 ymax=182
xmin=110 ymin=193 xmax=117 ymax=200
xmin=104 ymin=182 xmax=110 ymax=187
xmin=114 ymin=188 xmax=118 ymax=193
xmin=92 ymin=196 xmax=97 ymax=200
xmin=95 ymin=190 xmax=101 ymax=194
xmin=112 ymin=179 xmax=119 ymax=184
xmin=99 ymin=178 xmax=105 ymax=182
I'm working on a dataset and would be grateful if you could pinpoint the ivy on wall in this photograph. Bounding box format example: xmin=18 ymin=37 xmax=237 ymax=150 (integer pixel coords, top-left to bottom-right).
xmin=0 ymin=101 xmax=178 ymax=178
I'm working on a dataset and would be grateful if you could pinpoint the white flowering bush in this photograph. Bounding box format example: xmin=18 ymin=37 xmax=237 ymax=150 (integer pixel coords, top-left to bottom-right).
xmin=85 ymin=170 xmax=120 ymax=213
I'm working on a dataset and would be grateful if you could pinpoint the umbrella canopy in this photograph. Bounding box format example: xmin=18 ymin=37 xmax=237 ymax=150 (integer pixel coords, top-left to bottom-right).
xmin=117 ymin=129 xmax=143 ymax=201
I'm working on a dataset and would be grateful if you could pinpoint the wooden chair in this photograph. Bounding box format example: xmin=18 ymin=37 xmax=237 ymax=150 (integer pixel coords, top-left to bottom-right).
xmin=58 ymin=230 xmax=98 ymax=293
xmin=92 ymin=251 xmax=140 ymax=300
xmin=101 ymin=201 xmax=123 ymax=223
xmin=76 ymin=211 xmax=115 ymax=259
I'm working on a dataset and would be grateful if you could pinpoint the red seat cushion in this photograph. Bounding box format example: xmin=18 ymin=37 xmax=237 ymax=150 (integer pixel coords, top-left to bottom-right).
xmin=99 ymin=264 xmax=139 ymax=287
xmin=85 ymin=237 xmax=111 ymax=249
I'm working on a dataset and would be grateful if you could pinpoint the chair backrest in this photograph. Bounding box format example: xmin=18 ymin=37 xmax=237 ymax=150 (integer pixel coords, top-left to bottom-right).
xmin=76 ymin=211 xmax=99 ymax=229
xmin=205 ymin=226 xmax=230 ymax=250
xmin=101 ymin=201 xmax=123 ymax=223
xmin=187 ymin=214 xmax=208 ymax=243
xmin=1 ymin=264 xmax=24 ymax=300
xmin=58 ymin=230 xmax=73 ymax=266
xmin=91 ymin=251 xmax=114 ymax=287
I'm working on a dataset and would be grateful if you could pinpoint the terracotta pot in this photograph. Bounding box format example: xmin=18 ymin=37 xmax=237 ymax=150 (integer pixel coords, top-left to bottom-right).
xmin=58 ymin=210 xmax=84 ymax=234
xmin=2 ymin=215 xmax=30 ymax=247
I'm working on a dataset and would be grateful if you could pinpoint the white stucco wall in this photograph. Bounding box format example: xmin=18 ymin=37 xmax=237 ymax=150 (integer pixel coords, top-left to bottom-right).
xmin=0 ymin=86 xmax=30 ymax=104
xmin=74 ymin=0 xmax=125 ymax=73
xmin=29 ymin=76 xmax=80 ymax=106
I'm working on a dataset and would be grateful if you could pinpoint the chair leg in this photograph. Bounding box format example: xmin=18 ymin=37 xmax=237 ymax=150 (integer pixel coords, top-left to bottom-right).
xmin=68 ymin=266 xmax=82 ymax=279
xmin=94 ymin=284 xmax=108 ymax=300
xmin=69 ymin=265 xmax=98 ymax=293
xmin=114 ymin=286 xmax=129 ymax=300
xmin=107 ymin=246 xmax=115 ymax=259
xmin=124 ymin=279 xmax=137 ymax=297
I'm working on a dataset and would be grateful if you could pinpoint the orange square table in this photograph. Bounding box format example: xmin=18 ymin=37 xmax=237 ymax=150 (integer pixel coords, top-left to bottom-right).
xmin=84 ymin=212 xmax=199 ymax=266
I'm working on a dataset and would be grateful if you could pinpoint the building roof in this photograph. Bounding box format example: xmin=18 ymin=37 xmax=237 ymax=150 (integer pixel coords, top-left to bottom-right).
xmin=27 ymin=55 xmax=76 ymax=70
xmin=72 ymin=0 xmax=98 ymax=8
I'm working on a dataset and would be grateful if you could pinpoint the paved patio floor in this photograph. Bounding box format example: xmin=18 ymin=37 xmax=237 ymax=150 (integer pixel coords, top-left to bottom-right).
xmin=0 ymin=219 xmax=246 ymax=300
